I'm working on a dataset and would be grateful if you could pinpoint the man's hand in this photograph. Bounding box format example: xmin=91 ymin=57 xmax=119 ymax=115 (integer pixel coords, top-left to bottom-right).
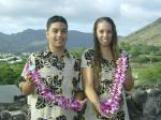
xmin=19 ymin=80 xmax=34 ymax=95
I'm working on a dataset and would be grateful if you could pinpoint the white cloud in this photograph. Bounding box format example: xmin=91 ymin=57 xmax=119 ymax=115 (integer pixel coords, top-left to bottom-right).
xmin=119 ymin=0 xmax=161 ymax=35
xmin=121 ymin=2 xmax=161 ymax=21
xmin=0 ymin=0 xmax=160 ymax=35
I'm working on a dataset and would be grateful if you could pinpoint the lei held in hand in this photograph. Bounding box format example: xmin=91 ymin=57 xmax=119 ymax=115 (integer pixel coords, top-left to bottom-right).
xmin=100 ymin=53 xmax=128 ymax=116
xmin=23 ymin=63 xmax=86 ymax=112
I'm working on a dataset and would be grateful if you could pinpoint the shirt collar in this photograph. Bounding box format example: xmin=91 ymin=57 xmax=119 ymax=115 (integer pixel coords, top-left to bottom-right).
xmin=43 ymin=48 xmax=71 ymax=59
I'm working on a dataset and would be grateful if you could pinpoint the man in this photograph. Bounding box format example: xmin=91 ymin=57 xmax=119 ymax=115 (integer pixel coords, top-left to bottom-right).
xmin=19 ymin=15 xmax=85 ymax=120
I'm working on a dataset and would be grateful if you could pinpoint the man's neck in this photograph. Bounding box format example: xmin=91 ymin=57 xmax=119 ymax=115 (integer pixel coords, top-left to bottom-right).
xmin=49 ymin=46 xmax=65 ymax=58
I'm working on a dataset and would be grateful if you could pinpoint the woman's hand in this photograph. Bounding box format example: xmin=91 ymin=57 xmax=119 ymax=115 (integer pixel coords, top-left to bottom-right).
xmin=93 ymin=103 xmax=114 ymax=119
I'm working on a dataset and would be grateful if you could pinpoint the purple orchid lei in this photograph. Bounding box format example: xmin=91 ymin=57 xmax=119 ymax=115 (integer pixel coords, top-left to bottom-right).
xmin=23 ymin=63 xmax=86 ymax=112
xmin=100 ymin=53 xmax=128 ymax=116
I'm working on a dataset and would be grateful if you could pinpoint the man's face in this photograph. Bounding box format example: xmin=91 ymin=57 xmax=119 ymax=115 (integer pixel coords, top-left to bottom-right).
xmin=46 ymin=22 xmax=67 ymax=49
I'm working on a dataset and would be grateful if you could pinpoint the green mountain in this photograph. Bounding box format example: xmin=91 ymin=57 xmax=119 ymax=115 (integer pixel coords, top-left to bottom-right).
xmin=0 ymin=29 xmax=93 ymax=54
xmin=121 ymin=17 xmax=161 ymax=46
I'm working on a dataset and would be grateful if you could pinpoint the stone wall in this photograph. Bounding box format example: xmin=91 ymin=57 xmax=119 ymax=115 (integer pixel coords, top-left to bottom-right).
xmin=127 ymin=88 xmax=161 ymax=120
xmin=0 ymin=96 xmax=28 ymax=120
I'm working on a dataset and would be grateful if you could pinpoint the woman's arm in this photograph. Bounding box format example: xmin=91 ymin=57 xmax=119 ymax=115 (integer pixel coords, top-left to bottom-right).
xmin=82 ymin=67 xmax=100 ymax=112
xmin=123 ymin=66 xmax=134 ymax=91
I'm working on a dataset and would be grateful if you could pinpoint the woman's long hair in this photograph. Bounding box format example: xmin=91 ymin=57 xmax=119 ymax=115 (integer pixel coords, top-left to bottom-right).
xmin=93 ymin=17 xmax=119 ymax=91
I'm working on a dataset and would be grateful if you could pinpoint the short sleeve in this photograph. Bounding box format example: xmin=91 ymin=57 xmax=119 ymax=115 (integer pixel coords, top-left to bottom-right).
xmin=73 ymin=58 xmax=82 ymax=90
xmin=120 ymin=50 xmax=131 ymax=71
xmin=121 ymin=50 xmax=129 ymax=58
xmin=19 ymin=53 xmax=35 ymax=82
xmin=81 ymin=48 xmax=95 ymax=68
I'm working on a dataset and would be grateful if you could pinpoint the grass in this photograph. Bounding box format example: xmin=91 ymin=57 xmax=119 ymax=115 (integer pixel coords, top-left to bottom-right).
xmin=132 ymin=62 xmax=161 ymax=87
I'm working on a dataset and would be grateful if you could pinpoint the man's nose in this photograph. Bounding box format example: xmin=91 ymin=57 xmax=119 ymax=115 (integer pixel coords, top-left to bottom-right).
xmin=57 ymin=31 xmax=62 ymax=37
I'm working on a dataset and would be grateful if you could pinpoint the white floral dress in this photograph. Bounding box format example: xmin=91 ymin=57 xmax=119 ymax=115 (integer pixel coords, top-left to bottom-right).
xmin=81 ymin=48 xmax=127 ymax=120
xmin=20 ymin=49 xmax=85 ymax=120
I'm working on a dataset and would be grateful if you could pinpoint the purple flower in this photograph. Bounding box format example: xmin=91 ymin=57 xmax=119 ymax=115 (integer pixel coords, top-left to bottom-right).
xmin=23 ymin=63 xmax=86 ymax=112
xmin=100 ymin=54 xmax=128 ymax=116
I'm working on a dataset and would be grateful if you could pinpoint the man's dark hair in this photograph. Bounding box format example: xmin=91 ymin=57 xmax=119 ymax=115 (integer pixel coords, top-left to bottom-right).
xmin=46 ymin=15 xmax=68 ymax=30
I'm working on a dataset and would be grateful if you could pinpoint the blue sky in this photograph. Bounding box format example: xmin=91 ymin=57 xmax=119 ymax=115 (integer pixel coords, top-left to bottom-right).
xmin=0 ymin=0 xmax=160 ymax=36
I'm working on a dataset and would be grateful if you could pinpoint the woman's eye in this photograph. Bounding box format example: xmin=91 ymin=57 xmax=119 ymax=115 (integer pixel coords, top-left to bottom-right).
xmin=99 ymin=30 xmax=104 ymax=34
xmin=107 ymin=30 xmax=112 ymax=34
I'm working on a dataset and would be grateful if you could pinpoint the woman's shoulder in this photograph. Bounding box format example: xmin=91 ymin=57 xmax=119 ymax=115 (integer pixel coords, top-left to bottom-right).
xmin=82 ymin=48 xmax=95 ymax=60
xmin=119 ymin=49 xmax=129 ymax=57
xmin=83 ymin=48 xmax=95 ymax=53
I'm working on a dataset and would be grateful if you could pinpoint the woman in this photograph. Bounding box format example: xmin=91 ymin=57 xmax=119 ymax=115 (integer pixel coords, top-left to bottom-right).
xmin=81 ymin=17 xmax=133 ymax=120
xmin=19 ymin=15 xmax=85 ymax=120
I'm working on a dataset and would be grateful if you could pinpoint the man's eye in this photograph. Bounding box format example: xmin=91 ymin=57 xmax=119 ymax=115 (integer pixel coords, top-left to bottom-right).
xmin=61 ymin=29 xmax=67 ymax=33
xmin=52 ymin=29 xmax=58 ymax=33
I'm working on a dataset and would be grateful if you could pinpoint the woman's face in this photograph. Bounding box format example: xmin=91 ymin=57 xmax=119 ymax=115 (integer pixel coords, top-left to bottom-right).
xmin=46 ymin=22 xmax=67 ymax=49
xmin=96 ymin=21 xmax=113 ymax=47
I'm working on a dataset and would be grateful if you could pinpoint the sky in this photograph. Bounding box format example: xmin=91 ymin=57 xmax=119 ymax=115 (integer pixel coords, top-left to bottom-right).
xmin=0 ymin=0 xmax=160 ymax=36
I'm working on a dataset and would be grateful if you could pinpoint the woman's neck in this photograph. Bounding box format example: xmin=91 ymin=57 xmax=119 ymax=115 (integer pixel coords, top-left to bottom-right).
xmin=100 ymin=46 xmax=113 ymax=60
